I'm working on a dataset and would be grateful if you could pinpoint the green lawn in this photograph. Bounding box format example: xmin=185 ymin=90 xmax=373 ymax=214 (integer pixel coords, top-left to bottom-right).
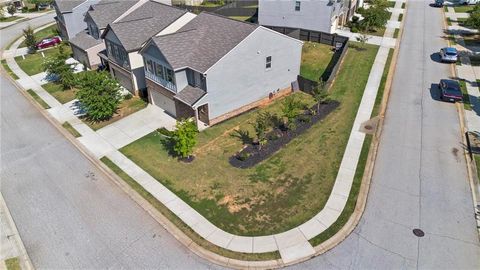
xmin=0 ymin=16 xmax=20 ymax=22
xmin=401 ymin=2 xmax=406 ymax=9
xmin=459 ymin=80 xmax=473 ymax=110
xmin=62 ymin=121 xmax=81 ymax=137
xmin=367 ymin=27 xmax=386 ymax=37
xmin=300 ymin=42 xmax=335 ymax=82
xmin=5 ymin=257 xmax=20 ymax=270
xmin=454 ymin=5 xmax=476 ymax=13
xmin=398 ymin=13 xmax=403 ymax=22
xmin=372 ymin=49 xmax=394 ymax=117
xmin=43 ymin=82 xmax=78 ymax=104
xmin=14 ymin=45 xmax=71 ymax=76
xmin=19 ymin=24 xmax=59 ymax=48
xmin=1 ymin=60 xmax=19 ymax=80
xmin=83 ymin=97 xmax=148 ymax=130
xmin=101 ymin=156 xmax=281 ymax=261
xmin=387 ymin=1 xmax=396 ymax=8
xmin=119 ymin=42 xmax=379 ymax=236
xmin=393 ymin=28 xmax=400 ymax=38
xmin=27 ymin=89 xmax=50 ymax=109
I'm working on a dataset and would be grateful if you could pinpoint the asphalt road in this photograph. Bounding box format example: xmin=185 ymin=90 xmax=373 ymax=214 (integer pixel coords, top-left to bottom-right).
xmin=290 ymin=1 xmax=480 ymax=269
xmin=0 ymin=14 xmax=220 ymax=269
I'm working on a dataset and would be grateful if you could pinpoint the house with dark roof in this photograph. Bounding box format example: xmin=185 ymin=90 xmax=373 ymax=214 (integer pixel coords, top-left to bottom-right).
xmin=100 ymin=0 xmax=196 ymax=95
xmin=53 ymin=0 xmax=101 ymax=40
xmin=69 ymin=0 xmax=139 ymax=69
xmin=140 ymin=12 xmax=303 ymax=127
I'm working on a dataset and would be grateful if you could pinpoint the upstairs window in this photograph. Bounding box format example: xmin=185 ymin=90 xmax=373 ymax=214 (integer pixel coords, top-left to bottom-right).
xmin=155 ymin=62 xmax=164 ymax=78
xmin=295 ymin=1 xmax=301 ymax=11
xmin=146 ymin=59 xmax=153 ymax=73
xmin=266 ymin=56 xmax=272 ymax=70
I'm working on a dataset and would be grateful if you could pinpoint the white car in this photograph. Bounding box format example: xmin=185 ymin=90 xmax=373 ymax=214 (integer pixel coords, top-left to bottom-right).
xmin=458 ymin=0 xmax=480 ymax=5
xmin=440 ymin=47 xmax=458 ymax=63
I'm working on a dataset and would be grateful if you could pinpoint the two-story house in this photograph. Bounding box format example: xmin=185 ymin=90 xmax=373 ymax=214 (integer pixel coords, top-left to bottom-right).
xmin=69 ymin=0 xmax=139 ymax=69
xmin=99 ymin=0 xmax=195 ymax=95
xmin=53 ymin=0 xmax=101 ymax=40
xmin=258 ymin=0 xmax=352 ymax=34
xmin=140 ymin=12 xmax=303 ymax=126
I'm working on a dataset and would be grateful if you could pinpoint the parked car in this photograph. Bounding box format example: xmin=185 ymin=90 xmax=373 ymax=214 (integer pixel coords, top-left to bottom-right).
xmin=36 ymin=36 xmax=62 ymax=50
xmin=439 ymin=79 xmax=463 ymax=102
xmin=433 ymin=0 xmax=444 ymax=7
xmin=439 ymin=47 xmax=458 ymax=63
xmin=458 ymin=0 xmax=479 ymax=4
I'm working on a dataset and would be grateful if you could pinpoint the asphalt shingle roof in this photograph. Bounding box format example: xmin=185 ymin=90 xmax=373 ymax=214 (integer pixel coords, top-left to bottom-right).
xmin=86 ymin=0 xmax=138 ymax=29
xmin=150 ymin=12 xmax=258 ymax=73
xmin=54 ymin=0 xmax=87 ymax=13
xmin=69 ymin=30 xmax=103 ymax=50
xmin=174 ymin=85 xmax=206 ymax=106
xmin=107 ymin=1 xmax=187 ymax=52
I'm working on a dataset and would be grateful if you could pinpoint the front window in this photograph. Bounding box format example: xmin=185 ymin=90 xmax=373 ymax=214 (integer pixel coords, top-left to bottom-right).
xmin=146 ymin=59 xmax=154 ymax=73
xmin=166 ymin=69 xmax=174 ymax=83
xmin=266 ymin=56 xmax=272 ymax=69
xmin=155 ymin=62 xmax=164 ymax=78
xmin=295 ymin=1 xmax=301 ymax=11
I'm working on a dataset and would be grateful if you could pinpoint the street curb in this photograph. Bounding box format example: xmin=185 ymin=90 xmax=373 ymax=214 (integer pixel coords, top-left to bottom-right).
xmin=0 ymin=7 xmax=407 ymax=268
xmin=0 ymin=194 xmax=34 ymax=270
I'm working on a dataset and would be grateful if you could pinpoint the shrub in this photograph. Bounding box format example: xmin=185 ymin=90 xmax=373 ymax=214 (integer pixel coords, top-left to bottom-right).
xmin=43 ymin=51 xmax=75 ymax=89
xmin=7 ymin=5 xmax=16 ymax=16
xmin=281 ymin=96 xmax=303 ymax=130
xmin=237 ymin=151 xmax=251 ymax=161
xmin=76 ymin=71 xmax=121 ymax=121
xmin=252 ymin=111 xmax=274 ymax=148
xmin=171 ymin=119 xmax=198 ymax=159
xmin=124 ymin=93 xmax=133 ymax=100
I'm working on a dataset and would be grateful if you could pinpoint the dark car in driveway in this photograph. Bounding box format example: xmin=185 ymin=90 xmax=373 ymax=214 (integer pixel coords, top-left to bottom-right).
xmin=36 ymin=36 xmax=62 ymax=50
xmin=439 ymin=79 xmax=463 ymax=102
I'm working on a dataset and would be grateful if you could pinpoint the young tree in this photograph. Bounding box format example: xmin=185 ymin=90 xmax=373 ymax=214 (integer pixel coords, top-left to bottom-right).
xmin=76 ymin=71 xmax=121 ymax=121
xmin=23 ymin=26 xmax=37 ymax=53
xmin=311 ymin=81 xmax=329 ymax=113
xmin=356 ymin=31 xmax=371 ymax=49
xmin=281 ymin=96 xmax=303 ymax=130
xmin=252 ymin=112 xmax=274 ymax=148
xmin=358 ymin=0 xmax=390 ymax=31
xmin=7 ymin=4 xmax=16 ymax=16
xmin=43 ymin=51 xmax=75 ymax=89
xmin=171 ymin=119 xmax=198 ymax=159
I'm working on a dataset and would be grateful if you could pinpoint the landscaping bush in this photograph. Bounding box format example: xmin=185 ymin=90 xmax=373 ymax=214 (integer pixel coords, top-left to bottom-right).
xmin=43 ymin=48 xmax=76 ymax=90
xmin=7 ymin=5 xmax=16 ymax=16
xmin=171 ymin=119 xmax=198 ymax=160
xmin=356 ymin=0 xmax=390 ymax=32
xmin=465 ymin=4 xmax=480 ymax=32
xmin=76 ymin=71 xmax=122 ymax=121
xmin=281 ymin=95 xmax=304 ymax=130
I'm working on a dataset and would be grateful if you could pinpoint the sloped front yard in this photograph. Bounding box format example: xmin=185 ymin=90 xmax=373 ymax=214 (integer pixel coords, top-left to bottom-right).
xmin=120 ymin=43 xmax=379 ymax=236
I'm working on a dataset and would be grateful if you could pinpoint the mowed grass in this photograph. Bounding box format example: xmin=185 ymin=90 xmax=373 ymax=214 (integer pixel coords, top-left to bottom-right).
xmin=300 ymin=42 xmax=335 ymax=82
xmin=454 ymin=5 xmax=476 ymax=13
xmin=1 ymin=60 xmax=19 ymax=80
xmin=459 ymin=80 xmax=473 ymax=111
xmin=14 ymin=45 xmax=72 ymax=76
xmin=27 ymin=89 xmax=50 ymax=109
xmin=19 ymin=24 xmax=58 ymax=48
xmin=62 ymin=121 xmax=81 ymax=137
xmin=120 ymin=42 xmax=379 ymax=236
xmin=43 ymin=82 xmax=78 ymax=104
xmin=0 ymin=16 xmax=20 ymax=22
xmin=83 ymin=97 xmax=148 ymax=130
xmin=101 ymin=156 xmax=281 ymax=261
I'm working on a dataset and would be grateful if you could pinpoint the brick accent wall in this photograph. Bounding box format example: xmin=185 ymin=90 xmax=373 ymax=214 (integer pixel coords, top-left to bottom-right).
xmin=209 ymin=86 xmax=293 ymax=126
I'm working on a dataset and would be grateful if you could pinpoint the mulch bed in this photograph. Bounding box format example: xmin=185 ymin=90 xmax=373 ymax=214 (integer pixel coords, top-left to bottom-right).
xmin=229 ymin=101 xmax=340 ymax=169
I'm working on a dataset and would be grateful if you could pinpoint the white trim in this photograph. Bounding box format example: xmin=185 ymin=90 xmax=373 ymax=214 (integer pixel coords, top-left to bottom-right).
xmin=204 ymin=26 xmax=303 ymax=74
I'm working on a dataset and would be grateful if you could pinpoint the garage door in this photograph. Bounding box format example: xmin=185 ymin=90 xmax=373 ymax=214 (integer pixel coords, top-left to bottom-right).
xmin=113 ymin=69 xmax=133 ymax=93
xmin=150 ymin=89 xmax=176 ymax=117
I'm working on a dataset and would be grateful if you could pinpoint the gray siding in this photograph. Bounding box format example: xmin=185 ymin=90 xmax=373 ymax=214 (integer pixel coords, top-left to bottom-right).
xmin=259 ymin=0 xmax=343 ymax=33
xmin=204 ymin=27 xmax=302 ymax=120
xmin=62 ymin=0 xmax=101 ymax=39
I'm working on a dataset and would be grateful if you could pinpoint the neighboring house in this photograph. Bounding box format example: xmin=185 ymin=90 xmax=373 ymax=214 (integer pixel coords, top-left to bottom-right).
xmin=258 ymin=0 xmax=352 ymax=34
xmin=100 ymin=0 xmax=194 ymax=95
xmin=140 ymin=12 xmax=303 ymax=127
xmin=53 ymin=0 xmax=101 ymax=40
xmin=172 ymin=0 xmax=203 ymax=5
xmin=69 ymin=0 xmax=138 ymax=69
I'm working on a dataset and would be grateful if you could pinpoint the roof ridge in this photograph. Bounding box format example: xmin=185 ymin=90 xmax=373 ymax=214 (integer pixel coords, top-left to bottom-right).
xmin=115 ymin=16 xmax=154 ymax=24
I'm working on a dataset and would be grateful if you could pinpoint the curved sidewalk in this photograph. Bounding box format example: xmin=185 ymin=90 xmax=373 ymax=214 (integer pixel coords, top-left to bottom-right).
xmin=3 ymin=1 xmax=404 ymax=265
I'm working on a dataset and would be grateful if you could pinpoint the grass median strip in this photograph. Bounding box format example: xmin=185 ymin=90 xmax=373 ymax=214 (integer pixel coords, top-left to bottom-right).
xmin=100 ymin=156 xmax=281 ymax=261
xmin=5 ymin=257 xmax=20 ymax=270
xmin=62 ymin=122 xmax=81 ymax=138
xmin=120 ymin=43 xmax=379 ymax=236
xmin=459 ymin=80 xmax=473 ymax=111
xmin=372 ymin=48 xmax=393 ymax=117
xmin=1 ymin=60 xmax=19 ymax=80
xmin=27 ymin=89 xmax=50 ymax=109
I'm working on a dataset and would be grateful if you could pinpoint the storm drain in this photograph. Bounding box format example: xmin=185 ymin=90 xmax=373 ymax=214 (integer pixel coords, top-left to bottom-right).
xmin=413 ymin=229 xmax=425 ymax=237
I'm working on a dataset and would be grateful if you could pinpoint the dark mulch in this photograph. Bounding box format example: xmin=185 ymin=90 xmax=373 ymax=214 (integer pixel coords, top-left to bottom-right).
xmin=229 ymin=101 xmax=340 ymax=169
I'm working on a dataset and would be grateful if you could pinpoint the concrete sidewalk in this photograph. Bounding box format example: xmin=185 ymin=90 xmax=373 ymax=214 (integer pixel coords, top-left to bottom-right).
xmin=2 ymin=0 xmax=405 ymax=265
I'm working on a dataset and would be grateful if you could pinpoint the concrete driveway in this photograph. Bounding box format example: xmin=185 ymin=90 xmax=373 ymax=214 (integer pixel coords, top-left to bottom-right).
xmin=96 ymin=105 xmax=176 ymax=149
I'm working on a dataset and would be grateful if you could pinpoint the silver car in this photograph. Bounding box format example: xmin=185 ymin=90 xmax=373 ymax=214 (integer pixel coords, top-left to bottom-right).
xmin=440 ymin=47 xmax=458 ymax=63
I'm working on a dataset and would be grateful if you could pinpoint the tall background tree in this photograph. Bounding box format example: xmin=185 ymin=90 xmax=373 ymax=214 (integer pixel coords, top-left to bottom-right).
xmin=76 ymin=71 xmax=122 ymax=121
xmin=465 ymin=4 xmax=480 ymax=32
xmin=23 ymin=26 xmax=37 ymax=53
